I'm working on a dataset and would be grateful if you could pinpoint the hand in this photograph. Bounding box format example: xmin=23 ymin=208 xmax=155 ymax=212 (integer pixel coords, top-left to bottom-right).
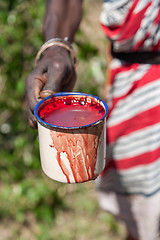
xmin=25 ymin=46 xmax=77 ymax=128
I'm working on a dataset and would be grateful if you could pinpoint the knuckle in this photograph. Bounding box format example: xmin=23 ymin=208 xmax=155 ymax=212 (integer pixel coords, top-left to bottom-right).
xmin=53 ymin=58 xmax=66 ymax=71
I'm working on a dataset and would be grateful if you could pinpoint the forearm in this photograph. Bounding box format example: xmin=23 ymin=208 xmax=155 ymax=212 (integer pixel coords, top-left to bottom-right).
xmin=26 ymin=0 xmax=82 ymax=128
xmin=43 ymin=0 xmax=83 ymax=42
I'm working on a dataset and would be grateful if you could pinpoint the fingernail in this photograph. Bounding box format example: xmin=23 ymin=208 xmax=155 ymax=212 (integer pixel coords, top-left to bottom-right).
xmin=40 ymin=90 xmax=56 ymax=99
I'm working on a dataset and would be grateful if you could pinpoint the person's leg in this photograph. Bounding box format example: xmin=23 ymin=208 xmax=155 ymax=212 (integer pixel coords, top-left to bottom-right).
xmin=97 ymin=191 xmax=160 ymax=240
xmin=126 ymin=192 xmax=160 ymax=240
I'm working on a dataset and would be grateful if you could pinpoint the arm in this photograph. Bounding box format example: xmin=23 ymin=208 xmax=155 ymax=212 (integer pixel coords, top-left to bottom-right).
xmin=43 ymin=0 xmax=83 ymax=42
xmin=25 ymin=0 xmax=83 ymax=128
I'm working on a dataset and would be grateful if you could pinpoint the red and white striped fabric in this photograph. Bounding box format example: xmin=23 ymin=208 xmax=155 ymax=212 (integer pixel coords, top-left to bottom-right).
xmin=97 ymin=0 xmax=160 ymax=196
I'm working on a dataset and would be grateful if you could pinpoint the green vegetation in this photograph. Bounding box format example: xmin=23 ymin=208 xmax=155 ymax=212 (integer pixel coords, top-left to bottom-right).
xmin=0 ymin=0 xmax=126 ymax=239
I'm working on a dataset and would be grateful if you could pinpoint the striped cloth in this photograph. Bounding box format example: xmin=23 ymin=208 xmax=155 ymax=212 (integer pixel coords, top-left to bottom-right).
xmin=96 ymin=0 xmax=160 ymax=196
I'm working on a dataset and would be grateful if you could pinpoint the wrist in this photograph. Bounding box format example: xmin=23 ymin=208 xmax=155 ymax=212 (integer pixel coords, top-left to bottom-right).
xmin=43 ymin=45 xmax=69 ymax=59
xmin=35 ymin=37 xmax=78 ymax=70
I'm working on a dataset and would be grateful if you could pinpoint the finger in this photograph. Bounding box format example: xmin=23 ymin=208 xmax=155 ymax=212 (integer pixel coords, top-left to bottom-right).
xmin=26 ymin=76 xmax=45 ymax=128
xmin=25 ymin=66 xmax=48 ymax=112
xmin=40 ymin=90 xmax=56 ymax=99
xmin=27 ymin=106 xmax=38 ymax=129
xmin=34 ymin=74 xmax=48 ymax=101
xmin=29 ymin=118 xmax=37 ymax=129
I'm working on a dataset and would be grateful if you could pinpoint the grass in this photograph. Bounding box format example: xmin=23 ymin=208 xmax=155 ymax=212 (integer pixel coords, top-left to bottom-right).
xmin=0 ymin=176 xmax=126 ymax=240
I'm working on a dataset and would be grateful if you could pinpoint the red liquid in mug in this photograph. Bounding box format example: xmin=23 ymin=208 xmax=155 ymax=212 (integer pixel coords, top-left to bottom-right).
xmin=38 ymin=95 xmax=105 ymax=127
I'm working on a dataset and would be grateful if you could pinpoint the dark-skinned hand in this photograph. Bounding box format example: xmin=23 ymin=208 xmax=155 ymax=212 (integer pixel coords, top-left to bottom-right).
xmin=25 ymin=46 xmax=76 ymax=128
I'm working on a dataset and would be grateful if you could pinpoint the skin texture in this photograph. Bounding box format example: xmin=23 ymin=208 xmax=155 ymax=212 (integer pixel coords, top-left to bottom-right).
xmin=25 ymin=0 xmax=83 ymax=128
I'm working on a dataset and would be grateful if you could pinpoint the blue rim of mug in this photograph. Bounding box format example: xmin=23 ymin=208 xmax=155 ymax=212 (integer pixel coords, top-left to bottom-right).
xmin=34 ymin=92 xmax=109 ymax=130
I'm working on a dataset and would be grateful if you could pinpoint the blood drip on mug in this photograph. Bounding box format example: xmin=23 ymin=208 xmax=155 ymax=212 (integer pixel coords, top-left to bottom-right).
xmin=38 ymin=95 xmax=105 ymax=127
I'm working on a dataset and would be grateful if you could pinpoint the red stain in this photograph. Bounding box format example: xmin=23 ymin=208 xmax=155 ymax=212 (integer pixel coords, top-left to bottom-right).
xmin=49 ymin=124 xmax=103 ymax=183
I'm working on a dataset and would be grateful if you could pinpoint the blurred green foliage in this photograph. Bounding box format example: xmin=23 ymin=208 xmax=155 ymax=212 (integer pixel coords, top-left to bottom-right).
xmin=0 ymin=1 xmax=120 ymax=239
xmin=0 ymin=0 xmax=66 ymax=232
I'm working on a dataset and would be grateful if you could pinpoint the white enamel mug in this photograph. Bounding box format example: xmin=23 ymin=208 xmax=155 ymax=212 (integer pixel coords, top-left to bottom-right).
xmin=34 ymin=92 xmax=108 ymax=183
